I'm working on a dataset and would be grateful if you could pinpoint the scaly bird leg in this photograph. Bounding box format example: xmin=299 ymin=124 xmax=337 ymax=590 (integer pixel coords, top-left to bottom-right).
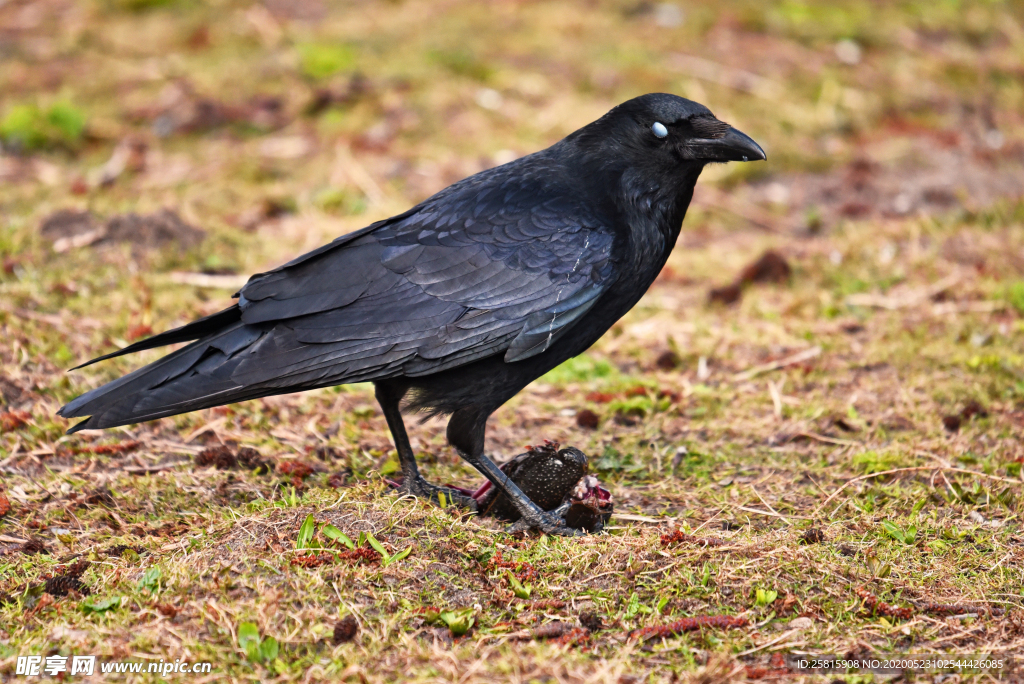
xmin=374 ymin=382 xmax=477 ymax=510
xmin=447 ymin=407 xmax=583 ymax=536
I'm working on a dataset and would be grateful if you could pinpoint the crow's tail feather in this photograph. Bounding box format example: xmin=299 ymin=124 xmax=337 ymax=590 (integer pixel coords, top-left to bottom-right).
xmin=58 ymin=311 xmax=275 ymax=433
xmin=70 ymin=305 xmax=242 ymax=370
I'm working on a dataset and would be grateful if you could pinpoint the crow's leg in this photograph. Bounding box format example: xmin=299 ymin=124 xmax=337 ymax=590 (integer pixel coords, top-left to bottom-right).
xmin=373 ymin=382 xmax=477 ymax=510
xmin=447 ymin=407 xmax=583 ymax=536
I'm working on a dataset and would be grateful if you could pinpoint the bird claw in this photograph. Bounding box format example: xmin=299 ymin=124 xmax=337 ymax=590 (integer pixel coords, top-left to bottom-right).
xmin=507 ymin=497 xmax=609 ymax=536
xmin=393 ymin=476 xmax=478 ymax=512
xmin=506 ymin=510 xmax=585 ymax=537
xmin=477 ymin=445 xmax=613 ymax=534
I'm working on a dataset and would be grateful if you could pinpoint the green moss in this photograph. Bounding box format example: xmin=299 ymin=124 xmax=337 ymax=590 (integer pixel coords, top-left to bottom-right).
xmin=541 ymin=353 xmax=617 ymax=384
xmin=428 ymin=48 xmax=493 ymax=82
xmin=1006 ymin=282 xmax=1024 ymax=315
xmin=0 ymin=101 xmax=86 ymax=151
xmin=297 ymin=43 xmax=358 ymax=80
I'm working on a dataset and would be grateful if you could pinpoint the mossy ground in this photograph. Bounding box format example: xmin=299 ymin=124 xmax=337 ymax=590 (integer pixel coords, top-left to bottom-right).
xmin=1 ymin=0 xmax=1023 ymax=681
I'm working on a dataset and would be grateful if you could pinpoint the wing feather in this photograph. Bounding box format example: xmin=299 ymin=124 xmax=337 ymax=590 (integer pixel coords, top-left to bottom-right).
xmin=61 ymin=153 xmax=620 ymax=430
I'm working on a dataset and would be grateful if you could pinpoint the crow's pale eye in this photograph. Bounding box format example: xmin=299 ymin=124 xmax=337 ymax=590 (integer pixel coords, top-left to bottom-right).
xmin=651 ymin=121 xmax=668 ymax=138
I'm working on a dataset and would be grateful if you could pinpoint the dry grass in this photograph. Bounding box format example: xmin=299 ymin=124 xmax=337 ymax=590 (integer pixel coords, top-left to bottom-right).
xmin=1 ymin=0 xmax=1023 ymax=681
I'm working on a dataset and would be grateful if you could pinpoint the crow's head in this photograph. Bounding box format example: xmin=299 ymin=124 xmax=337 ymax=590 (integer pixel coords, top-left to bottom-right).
xmin=570 ymin=92 xmax=765 ymax=169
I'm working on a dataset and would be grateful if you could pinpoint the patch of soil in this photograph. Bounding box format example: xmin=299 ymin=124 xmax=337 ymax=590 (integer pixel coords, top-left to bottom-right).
xmin=0 ymin=375 xmax=35 ymax=409
xmin=104 ymin=210 xmax=205 ymax=249
xmin=747 ymin=136 xmax=1024 ymax=229
xmin=40 ymin=209 xmax=205 ymax=253
xmin=709 ymin=250 xmax=791 ymax=305
xmin=128 ymin=80 xmax=290 ymax=136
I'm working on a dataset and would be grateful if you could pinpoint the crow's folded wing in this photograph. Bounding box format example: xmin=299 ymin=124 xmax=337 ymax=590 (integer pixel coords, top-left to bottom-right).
xmin=226 ymin=170 xmax=618 ymax=386
xmin=59 ymin=163 xmax=619 ymax=431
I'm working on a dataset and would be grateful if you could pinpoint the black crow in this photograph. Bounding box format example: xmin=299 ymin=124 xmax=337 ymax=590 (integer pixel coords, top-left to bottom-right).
xmin=58 ymin=93 xmax=764 ymax=535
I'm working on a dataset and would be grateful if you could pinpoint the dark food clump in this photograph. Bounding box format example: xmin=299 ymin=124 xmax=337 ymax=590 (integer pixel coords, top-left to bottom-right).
xmin=472 ymin=443 xmax=613 ymax=532
xmin=477 ymin=442 xmax=587 ymax=519
xmin=236 ymin=446 xmax=273 ymax=473
xmin=333 ymin=615 xmax=359 ymax=644
xmin=575 ymin=408 xmax=600 ymax=430
xmin=195 ymin=445 xmax=236 ymax=469
xmin=195 ymin=445 xmax=273 ymax=473
xmin=800 ymin=528 xmax=826 ymax=544
xmin=44 ymin=560 xmax=91 ymax=597
xmin=943 ymin=399 xmax=989 ymax=432
xmin=105 ymin=544 xmax=144 ymax=558
xmin=709 ymin=249 xmax=791 ymax=305
xmin=20 ymin=538 xmax=48 ymax=555
xmin=578 ymin=611 xmax=605 ymax=632
xmin=655 ymin=350 xmax=681 ymax=370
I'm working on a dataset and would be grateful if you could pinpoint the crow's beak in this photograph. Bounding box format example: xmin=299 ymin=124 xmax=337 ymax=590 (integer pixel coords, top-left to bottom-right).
xmin=688 ymin=126 xmax=766 ymax=162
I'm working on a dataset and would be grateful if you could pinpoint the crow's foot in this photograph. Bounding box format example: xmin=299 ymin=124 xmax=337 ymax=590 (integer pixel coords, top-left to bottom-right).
xmin=391 ymin=476 xmax=478 ymax=511
xmin=475 ymin=446 xmax=613 ymax=534
xmin=506 ymin=509 xmax=586 ymax=537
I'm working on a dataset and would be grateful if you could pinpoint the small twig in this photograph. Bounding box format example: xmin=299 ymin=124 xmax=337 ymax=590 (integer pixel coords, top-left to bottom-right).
xmin=939 ymin=470 xmax=959 ymax=502
xmin=734 ymin=505 xmax=809 ymax=521
xmin=166 ymin=272 xmax=249 ymax=290
xmin=123 ymin=460 xmax=190 ymax=475
xmin=749 ymin=486 xmax=792 ymax=526
xmin=733 ymin=347 xmax=821 ymax=382
xmin=845 ymin=273 xmax=962 ymax=311
xmin=735 ymin=628 xmax=800 ymax=656
xmin=989 ymin=552 xmax=1013 ymax=573
xmin=790 ymin=432 xmax=860 ymax=446
xmin=612 ymin=513 xmax=667 ymax=524
xmin=768 ymin=381 xmax=783 ymax=420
